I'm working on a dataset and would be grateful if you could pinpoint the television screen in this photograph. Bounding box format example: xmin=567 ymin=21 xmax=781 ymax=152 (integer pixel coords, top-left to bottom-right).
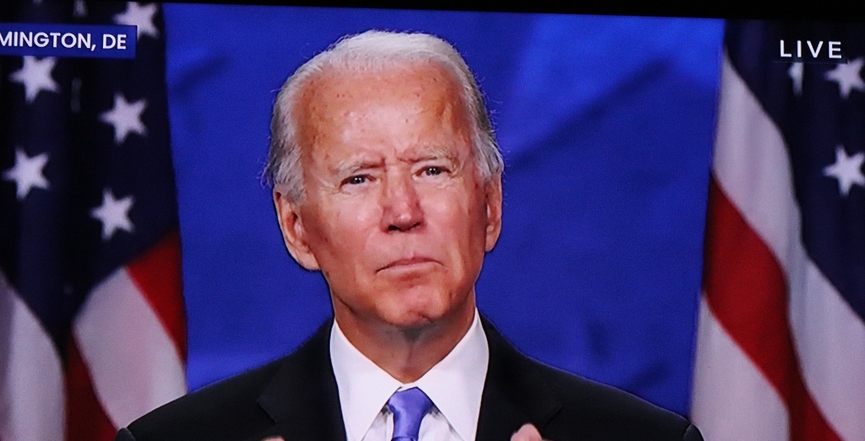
xmin=2 ymin=2 xmax=862 ymax=441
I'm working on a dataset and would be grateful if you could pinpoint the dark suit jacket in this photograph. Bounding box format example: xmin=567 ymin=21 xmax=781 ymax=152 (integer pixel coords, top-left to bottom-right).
xmin=115 ymin=318 xmax=702 ymax=441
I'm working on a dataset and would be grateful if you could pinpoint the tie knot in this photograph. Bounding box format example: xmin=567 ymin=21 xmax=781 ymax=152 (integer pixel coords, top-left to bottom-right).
xmin=386 ymin=387 xmax=433 ymax=441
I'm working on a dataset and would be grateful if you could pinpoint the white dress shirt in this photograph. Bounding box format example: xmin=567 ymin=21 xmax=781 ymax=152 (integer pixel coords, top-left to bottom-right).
xmin=330 ymin=310 xmax=489 ymax=441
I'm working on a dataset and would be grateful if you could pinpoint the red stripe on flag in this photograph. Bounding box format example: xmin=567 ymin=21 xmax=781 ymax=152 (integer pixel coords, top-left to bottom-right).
xmin=126 ymin=230 xmax=187 ymax=359
xmin=65 ymin=339 xmax=118 ymax=441
xmin=702 ymin=176 xmax=841 ymax=441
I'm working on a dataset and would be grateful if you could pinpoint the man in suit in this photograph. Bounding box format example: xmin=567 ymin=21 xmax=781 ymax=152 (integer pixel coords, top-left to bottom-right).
xmin=115 ymin=30 xmax=702 ymax=441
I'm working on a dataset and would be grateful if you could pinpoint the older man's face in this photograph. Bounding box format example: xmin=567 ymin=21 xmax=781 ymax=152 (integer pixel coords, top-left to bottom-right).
xmin=275 ymin=62 xmax=502 ymax=332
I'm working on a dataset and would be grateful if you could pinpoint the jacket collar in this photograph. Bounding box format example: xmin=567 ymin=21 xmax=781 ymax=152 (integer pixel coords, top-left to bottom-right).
xmin=254 ymin=319 xmax=347 ymax=441
xmin=476 ymin=316 xmax=563 ymax=441
xmin=250 ymin=316 xmax=562 ymax=441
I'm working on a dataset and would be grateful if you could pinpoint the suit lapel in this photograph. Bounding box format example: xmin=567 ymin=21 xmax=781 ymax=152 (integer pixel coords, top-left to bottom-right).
xmin=240 ymin=317 xmax=558 ymax=441
xmin=476 ymin=317 xmax=562 ymax=441
xmin=250 ymin=320 xmax=348 ymax=441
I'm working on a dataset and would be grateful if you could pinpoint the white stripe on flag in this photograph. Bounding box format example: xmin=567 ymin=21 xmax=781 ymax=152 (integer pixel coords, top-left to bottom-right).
xmin=73 ymin=266 xmax=186 ymax=429
xmin=711 ymin=52 xmax=800 ymax=264
xmin=0 ymin=273 xmax=65 ymax=441
xmin=692 ymin=298 xmax=789 ymax=441
xmin=711 ymin=51 xmax=865 ymax=441
xmin=791 ymin=261 xmax=865 ymax=441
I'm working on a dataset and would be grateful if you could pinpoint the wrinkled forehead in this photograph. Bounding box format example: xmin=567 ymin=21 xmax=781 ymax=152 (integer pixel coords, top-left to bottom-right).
xmin=293 ymin=61 xmax=474 ymax=149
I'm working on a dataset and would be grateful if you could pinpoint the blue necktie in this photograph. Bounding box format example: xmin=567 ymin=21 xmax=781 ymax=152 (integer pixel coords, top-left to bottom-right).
xmin=386 ymin=387 xmax=433 ymax=441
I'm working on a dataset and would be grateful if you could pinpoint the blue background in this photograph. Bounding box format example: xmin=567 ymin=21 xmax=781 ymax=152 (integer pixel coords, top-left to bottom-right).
xmin=162 ymin=4 xmax=724 ymax=416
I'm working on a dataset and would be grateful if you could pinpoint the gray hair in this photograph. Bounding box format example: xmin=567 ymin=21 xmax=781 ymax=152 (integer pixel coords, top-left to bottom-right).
xmin=262 ymin=30 xmax=504 ymax=203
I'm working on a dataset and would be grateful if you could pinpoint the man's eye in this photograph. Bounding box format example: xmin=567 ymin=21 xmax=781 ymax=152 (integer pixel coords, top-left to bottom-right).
xmin=422 ymin=166 xmax=444 ymax=176
xmin=343 ymin=175 xmax=368 ymax=185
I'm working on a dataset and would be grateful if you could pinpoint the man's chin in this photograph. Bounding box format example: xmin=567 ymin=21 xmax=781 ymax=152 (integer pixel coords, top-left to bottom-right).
xmin=379 ymin=303 xmax=471 ymax=334
xmin=383 ymin=311 xmax=440 ymax=330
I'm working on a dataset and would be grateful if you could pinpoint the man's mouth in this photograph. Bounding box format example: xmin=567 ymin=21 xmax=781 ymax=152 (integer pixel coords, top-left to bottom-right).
xmin=378 ymin=256 xmax=436 ymax=271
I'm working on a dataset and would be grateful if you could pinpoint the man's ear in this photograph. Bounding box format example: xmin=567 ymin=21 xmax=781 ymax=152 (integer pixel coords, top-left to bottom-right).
xmin=273 ymin=189 xmax=320 ymax=270
xmin=484 ymin=174 xmax=503 ymax=252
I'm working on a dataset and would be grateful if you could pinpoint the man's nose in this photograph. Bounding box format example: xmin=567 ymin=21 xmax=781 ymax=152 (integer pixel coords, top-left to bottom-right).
xmin=380 ymin=174 xmax=423 ymax=232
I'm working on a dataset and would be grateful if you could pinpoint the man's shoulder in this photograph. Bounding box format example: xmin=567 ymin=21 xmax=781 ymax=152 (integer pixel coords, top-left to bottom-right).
xmin=123 ymin=321 xmax=335 ymax=441
xmin=481 ymin=318 xmax=701 ymax=441
xmin=125 ymin=356 xmax=285 ymax=441
xmin=533 ymin=361 xmax=698 ymax=439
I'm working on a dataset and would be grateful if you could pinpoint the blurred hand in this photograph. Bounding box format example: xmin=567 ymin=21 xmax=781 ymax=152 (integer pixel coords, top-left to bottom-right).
xmin=260 ymin=437 xmax=284 ymax=441
xmin=511 ymin=424 xmax=548 ymax=441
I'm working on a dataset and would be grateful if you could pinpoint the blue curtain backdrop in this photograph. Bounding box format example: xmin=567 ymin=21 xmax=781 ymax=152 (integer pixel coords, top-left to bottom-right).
xmin=162 ymin=4 xmax=724 ymax=416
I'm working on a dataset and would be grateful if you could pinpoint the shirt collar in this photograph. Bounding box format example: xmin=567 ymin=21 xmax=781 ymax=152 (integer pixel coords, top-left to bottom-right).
xmin=330 ymin=310 xmax=489 ymax=441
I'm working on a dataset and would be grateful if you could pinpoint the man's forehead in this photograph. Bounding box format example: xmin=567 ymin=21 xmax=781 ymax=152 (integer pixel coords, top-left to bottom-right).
xmin=299 ymin=61 xmax=463 ymax=107
xmin=294 ymin=61 xmax=472 ymax=148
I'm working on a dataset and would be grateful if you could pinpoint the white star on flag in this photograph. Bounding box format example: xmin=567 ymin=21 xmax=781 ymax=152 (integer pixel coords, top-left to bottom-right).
xmin=2 ymin=148 xmax=50 ymax=200
xmin=823 ymin=145 xmax=865 ymax=196
xmin=114 ymin=2 xmax=159 ymax=39
xmin=90 ymin=188 xmax=135 ymax=240
xmin=788 ymin=62 xmax=803 ymax=95
xmin=9 ymin=56 xmax=59 ymax=103
xmin=100 ymin=93 xmax=148 ymax=144
xmin=824 ymin=57 xmax=865 ymax=99
xmin=74 ymin=0 xmax=88 ymax=18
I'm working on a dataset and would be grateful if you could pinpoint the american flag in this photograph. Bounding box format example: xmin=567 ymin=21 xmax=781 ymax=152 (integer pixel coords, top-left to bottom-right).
xmin=691 ymin=21 xmax=865 ymax=441
xmin=0 ymin=2 xmax=186 ymax=440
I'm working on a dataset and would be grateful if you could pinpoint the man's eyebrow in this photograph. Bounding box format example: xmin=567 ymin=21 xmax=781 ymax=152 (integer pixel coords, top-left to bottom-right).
xmin=331 ymin=158 xmax=385 ymax=175
xmin=401 ymin=149 xmax=459 ymax=164
xmin=329 ymin=149 xmax=461 ymax=175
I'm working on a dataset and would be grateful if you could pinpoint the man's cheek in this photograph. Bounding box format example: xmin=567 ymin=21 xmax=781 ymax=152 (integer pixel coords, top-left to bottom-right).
xmin=336 ymin=201 xmax=381 ymax=226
